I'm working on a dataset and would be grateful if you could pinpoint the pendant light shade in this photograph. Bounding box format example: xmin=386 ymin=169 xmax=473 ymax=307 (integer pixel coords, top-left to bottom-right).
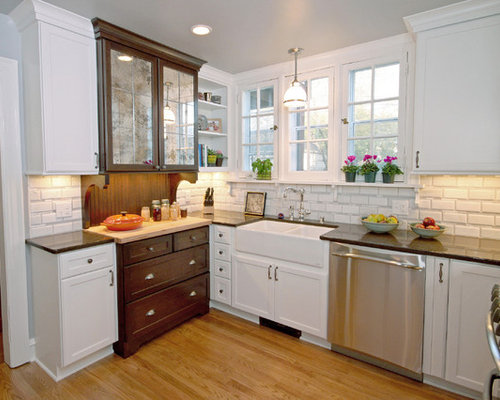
xmin=164 ymin=82 xmax=175 ymax=125
xmin=283 ymin=48 xmax=307 ymax=108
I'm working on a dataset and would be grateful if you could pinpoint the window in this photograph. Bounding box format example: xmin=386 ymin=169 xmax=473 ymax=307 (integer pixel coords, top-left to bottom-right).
xmin=240 ymin=84 xmax=277 ymax=172
xmin=285 ymin=72 xmax=332 ymax=176
xmin=345 ymin=62 xmax=401 ymax=162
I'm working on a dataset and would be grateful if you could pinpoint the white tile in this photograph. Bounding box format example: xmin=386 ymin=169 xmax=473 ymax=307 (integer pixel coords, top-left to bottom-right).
xmin=456 ymin=200 xmax=481 ymax=212
xmin=326 ymin=203 xmax=342 ymax=213
xmin=480 ymin=227 xmax=500 ymax=240
xmin=317 ymin=193 xmax=333 ymax=202
xmin=311 ymin=185 xmax=327 ymax=193
xmin=334 ymin=214 xmax=350 ymax=223
xmin=71 ymin=176 xmax=81 ymax=186
xmin=42 ymin=212 xmax=57 ymax=224
xmin=442 ymin=188 xmax=468 ymax=199
xmin=29 ymin=189 xmax=41 ymax=201
xmin=350 ymin=195 xmax=369 ymax=205
xmin=417 ymin=199 xmax=431 ymax=209
xmin=342 ymin=205 xmax=359 ymax=214
xmin=29 ymin=176 xmax=52 ymax=188
xmin=51 ymin=176 xmax=72 ymax=187
xmin=350 ymin=215 xmax=362 ymax=224
xmin=442 ymin=212 xmax=467 ymax=224
xmin=30 ymin=225 xmax=53 ymax=238
xmin=30 ymin=201 xmax=53 ymax=213
xmin=469 ymin=189 xmax=496 ymax=200
xmin=431 ymin=199 xmax=455 ymax=210
xmin=337 ymin=195 xmax=351 ymax=203
xmin=433 ymin=176 xmax=457 ymax=186
xmin=369 ymin=197 xmax=387 ymax=206
xmin=454 ymin=225 xmax=480 ymax=238
xmin=359 ymin=187 xmax=379 ymax=195
xmin=378 ymin=187 xmax=398 ymax=196
xmin=483 ymin=177 xmax=500 ymax=188
xmin=398 ymin=188 xmax=414 ymax=197
xmin=419 ymin=188 xmax=443 ymax=198
xmin=30 ymin=213 xmax=42 ymax=225
xmin=457 ymin=176 xmax=484 ymax=187
xmin=340 ymin=186 xmax=360 ymax=194
xmin=61 ymin=187 xmax=81 ymax=197
xmin=468 ymin=214 xmax=495 ymax=225
xmin=72 ymin=221 xmax=82 ymax=231
xmin=418 ymin=209 xmax=443 ymax=221
xmin=53 ymin=222 xmax=75 ymax=234
xmin=41 ymin=188 xmax=62 ymax=200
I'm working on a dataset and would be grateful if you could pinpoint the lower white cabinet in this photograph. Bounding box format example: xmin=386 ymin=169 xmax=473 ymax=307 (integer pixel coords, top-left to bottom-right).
xmin=424 ymin=257 xmax=500 ymax=395
xmin=30 ymin=243 xmax=117 ymax=381
xmin=233 ymin=252 xmax=328 ymax=338
xmin=210 ymin=224 xmax=234 ymax=305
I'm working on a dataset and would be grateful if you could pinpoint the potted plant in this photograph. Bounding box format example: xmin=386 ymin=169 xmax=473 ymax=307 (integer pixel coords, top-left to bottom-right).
xmin=215 ymin=150 xmax=224 ymax=167
xmin=207 ymin=148 xmax=217 ymax=167
xmin=251 ymin=158 xmax=273 ymax=180
xmin=359 ymin=154 xmax=380 ymax=183
xmin=381 ymin=156 xmax=403 ymax=183
xmin=340 ymin=155 xmax=359 ymax=182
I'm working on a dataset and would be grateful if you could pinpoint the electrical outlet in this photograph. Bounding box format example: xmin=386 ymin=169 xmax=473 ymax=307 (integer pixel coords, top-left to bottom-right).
xmin=392 ymin=199 xmax=409 ymax=216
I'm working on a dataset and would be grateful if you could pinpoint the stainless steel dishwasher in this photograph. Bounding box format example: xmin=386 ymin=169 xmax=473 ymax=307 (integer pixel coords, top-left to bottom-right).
xmin=328 ymin=242 xmax=425 ymax=381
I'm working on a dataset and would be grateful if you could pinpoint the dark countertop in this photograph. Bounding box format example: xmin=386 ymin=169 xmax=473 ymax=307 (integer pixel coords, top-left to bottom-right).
xmin=319 ymin=223 xmax=500 ymax=266
xmin=26 ymin=230 xmax=114 ymax=254
xmin=191 ymin=209 xmax=263 ymax=227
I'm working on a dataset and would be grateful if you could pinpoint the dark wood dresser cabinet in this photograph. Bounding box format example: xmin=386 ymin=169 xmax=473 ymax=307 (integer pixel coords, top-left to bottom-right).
xmin=114 ymin=226 xmax=209 ymax=357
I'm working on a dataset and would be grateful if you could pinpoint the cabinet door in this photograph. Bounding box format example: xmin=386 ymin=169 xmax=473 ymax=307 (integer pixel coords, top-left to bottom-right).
xmin=413 ymin=15 xmax=500 ymax=173
xmin=104 ymin=41 xmax=158 ymax=171
xmin=274 ymin=264 xmax=327 ymax=338
xmin=159 ymin=61 xmax=197 ymax=171
xmin=232 ymin=254 xmax=273 ymax=319
xmin=40 ymin=23 xmax=99 ymax=174
xmin=445 ymin=260 xmax=500 ymax=392
xmin=61 ymin=267 xmax=117 ymax=367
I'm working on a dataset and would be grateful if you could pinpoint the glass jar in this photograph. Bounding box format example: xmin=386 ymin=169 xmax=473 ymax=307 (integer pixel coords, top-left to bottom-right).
xmin=170 ymin=201 xmax=178 ymax=221
xmin=152 ymin=200 xmax=161 ymax=222
xmin=161 ymin=204 xmax=170 ymax=221
xmin=141 ymin=206 xmax=150 ymax=222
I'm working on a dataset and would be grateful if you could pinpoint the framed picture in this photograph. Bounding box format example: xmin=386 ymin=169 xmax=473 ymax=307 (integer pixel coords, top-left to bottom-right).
xmin=244 ymin=191 xmax=267 ymax=216
xmin=207 ymin=118 xmax=222 ymax=132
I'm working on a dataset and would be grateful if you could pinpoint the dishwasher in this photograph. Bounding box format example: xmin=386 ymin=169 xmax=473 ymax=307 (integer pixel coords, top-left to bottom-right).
xmin=328 ymin=242 xmax=425 ymax=381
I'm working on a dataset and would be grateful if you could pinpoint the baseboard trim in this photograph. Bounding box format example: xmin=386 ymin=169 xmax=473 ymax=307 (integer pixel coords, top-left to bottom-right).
xmin=423 ymin=374 xmax=480 ymax=399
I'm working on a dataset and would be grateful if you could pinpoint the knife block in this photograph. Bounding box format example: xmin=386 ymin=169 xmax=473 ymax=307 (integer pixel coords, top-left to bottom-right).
xmin=203 ymin=206 xmax=214 ymax=215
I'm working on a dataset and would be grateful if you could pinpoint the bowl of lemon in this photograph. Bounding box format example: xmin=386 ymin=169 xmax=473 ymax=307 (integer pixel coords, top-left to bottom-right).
xmin=361 ymin=214 xmax=399 ymax=233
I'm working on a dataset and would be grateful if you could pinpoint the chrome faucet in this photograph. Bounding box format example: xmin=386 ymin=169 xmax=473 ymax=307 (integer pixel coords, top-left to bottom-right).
xmin=283 ymin=187 xmax=311 ymax=222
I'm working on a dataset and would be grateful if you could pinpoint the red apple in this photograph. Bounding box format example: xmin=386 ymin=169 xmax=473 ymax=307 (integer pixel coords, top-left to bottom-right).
xmin=415 ymin=223 xmax=425 ymax=229
xmin=426 ymin=225 xmax=441 ymax=230
xmin=423 ymin=217 xmax=436 ymax=227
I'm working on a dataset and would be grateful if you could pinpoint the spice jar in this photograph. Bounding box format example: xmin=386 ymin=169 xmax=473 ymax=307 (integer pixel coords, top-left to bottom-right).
xmin=170 ymin=201 xmax=179 ymax=221
xmin=152 ymin=200 xmax=161 ymax=222
xmin=141 ymin=206 xmax=150 ymax=222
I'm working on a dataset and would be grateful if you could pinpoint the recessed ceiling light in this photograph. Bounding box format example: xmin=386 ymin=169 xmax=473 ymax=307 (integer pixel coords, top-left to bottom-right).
xmin=191 ymin=24 xmax=212 ymax=36
xmin=117 ymin=55 xmax=133 ymax=62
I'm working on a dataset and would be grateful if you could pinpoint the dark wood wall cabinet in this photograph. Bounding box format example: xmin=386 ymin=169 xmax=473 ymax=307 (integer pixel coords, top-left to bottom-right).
xmin=114 ymin=226 xmax=210 ymax=357
xmin=93 ymin=19 xmax=206 ymax=173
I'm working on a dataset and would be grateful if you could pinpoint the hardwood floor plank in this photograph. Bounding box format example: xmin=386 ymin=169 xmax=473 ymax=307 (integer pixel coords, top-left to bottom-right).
xmin=0 ymin=308 xmax=470 ymax=399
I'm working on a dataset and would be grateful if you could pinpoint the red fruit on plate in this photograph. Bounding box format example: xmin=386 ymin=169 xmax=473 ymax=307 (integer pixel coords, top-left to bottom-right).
xmin=426 ymin=225 xmax=441 ymax=230
xmin=415 ymin=223 xmax=425 ymax=229
xmin=423 ymin=217 xmax=436 ymax=227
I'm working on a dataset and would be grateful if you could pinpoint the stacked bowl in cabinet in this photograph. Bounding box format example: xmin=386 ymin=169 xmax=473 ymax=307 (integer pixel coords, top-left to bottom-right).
xmin=210 ymin=225 xmax=234 ymax=305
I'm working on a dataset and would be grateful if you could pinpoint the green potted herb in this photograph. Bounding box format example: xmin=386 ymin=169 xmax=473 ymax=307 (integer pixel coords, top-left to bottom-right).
xmin=215 ymin=150 xmax=224 ymax=167
xmin=340 ymin=155 xmax=359 ymax=182
xmin=251 ymin=158 xmax=273 ymax=180
xmin=381 ymin=156 xmax=403 ymax=183
xmin=359 ymin=154 xmax=381 ymax=183
xmin=207 ymin=148 xmax=217 ymax=167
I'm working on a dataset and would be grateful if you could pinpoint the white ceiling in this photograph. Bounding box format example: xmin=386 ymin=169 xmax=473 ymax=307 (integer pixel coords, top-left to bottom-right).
xmin=1 ymin=0 xmax=463 ymax=73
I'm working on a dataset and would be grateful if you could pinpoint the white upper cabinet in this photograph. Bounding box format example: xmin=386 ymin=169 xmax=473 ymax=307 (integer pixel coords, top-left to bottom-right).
xmin=405 ymin=1 xmax=500 ymax=173
xmin=10 ymin=0 xmax=99 ymax=175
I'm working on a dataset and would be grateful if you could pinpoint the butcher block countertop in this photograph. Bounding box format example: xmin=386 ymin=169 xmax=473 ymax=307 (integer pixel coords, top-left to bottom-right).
xmin=86 ymin=216 xmax=211 ymax=244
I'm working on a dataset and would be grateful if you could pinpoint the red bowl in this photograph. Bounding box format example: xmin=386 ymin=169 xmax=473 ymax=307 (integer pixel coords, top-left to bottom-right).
xmin=101 ymin=212 xmax=144 ymax=231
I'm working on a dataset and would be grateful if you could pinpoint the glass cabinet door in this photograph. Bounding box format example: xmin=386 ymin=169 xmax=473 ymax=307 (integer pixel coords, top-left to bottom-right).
xmin=160 ymin=61 xmax=197 ymax=169
xmin=106 ymin=42 xmax=158 ymax=171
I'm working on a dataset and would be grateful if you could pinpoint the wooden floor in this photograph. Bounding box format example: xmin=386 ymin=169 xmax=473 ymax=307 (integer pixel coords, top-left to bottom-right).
xmin=0 ymin=309 xmax=469 ymax=400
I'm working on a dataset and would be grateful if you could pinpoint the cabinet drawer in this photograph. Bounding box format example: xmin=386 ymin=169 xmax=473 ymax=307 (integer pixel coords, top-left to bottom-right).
xmin=174 ymin=227 xmax=209 ymax=251
xmin=213 ymin=225 xmax=232 ymax=245
xmin=126 ymin=273 xmax=208 ymax=337
xmin=213 ymin=276 xmax=231 ymax=305
xmin=122 ymin=235 xmax=172 ymax=265
xmin=60 ymin=243 xmax=114 ymax=279
xmin=214 ymin=243 xmax=231 ymax=262
xmin=213 ymin=259 xmax=231 ymax=279
xmin=124 ymin=244 xmax=208 ymax=303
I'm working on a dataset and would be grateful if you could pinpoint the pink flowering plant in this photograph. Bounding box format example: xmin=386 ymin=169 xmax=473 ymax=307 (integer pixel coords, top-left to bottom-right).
xmin=340 ymin=155 xmax=359 ymax=173
xmin=381 ymin=156 xmax=403 ymax=176
xmin=359 ymin=154 xmax=381 ymax=175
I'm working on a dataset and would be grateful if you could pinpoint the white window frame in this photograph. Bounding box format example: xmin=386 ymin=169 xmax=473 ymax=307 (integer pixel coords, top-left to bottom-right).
xmin=280 ymin=67 xmax=335 ymax=182
xmin=340 ymin=53 xmax=409 ymax=182
xmin=237 ymin=79 xmax=279 ymax=178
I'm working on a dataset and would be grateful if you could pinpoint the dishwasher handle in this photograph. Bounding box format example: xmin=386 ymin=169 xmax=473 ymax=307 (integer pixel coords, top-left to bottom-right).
xmin=331 ymin=251 xmax=423 ymax=271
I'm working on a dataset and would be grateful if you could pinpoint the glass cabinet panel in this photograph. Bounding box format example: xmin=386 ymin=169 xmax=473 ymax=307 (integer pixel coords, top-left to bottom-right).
xmin=108 ymin=44 xmax=157 ymax=170
xmin=161 ymin=63 xmax=196 ymax=168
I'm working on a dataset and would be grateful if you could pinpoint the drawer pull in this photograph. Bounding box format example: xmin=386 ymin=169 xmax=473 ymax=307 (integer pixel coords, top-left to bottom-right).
xmin=189 ymin=259 xmax=196 ymax=265
xmin=190 ymin=235 xmax=197 ymax=241
xmin=189 ymin=290 xmax=197 ymax=297
xmin=218 ymin=250 xmax=224 ymax=255
xmin=218 ymin=267 xmax=223 ymax=272
xmin=87 ymin=258 xmax=93 ymax=264
xmin=145 ymin=273 xmax=155 ymax=280
xmin=148 ymin=247 xmax=154 ymax=252
xmin=146 ymin=309 xmax=155 ymax=317
xmin=218 ymin=233 xmax=223 ymax=238
xmin=109 ymin=270 xmax=114 ymax=286
xmin=219 ymin=289 xmax=224 ymax=294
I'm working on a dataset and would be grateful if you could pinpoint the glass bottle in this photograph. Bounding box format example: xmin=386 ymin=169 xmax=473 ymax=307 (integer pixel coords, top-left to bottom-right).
xmin=152 ymin=200 xmax=161 ymax=222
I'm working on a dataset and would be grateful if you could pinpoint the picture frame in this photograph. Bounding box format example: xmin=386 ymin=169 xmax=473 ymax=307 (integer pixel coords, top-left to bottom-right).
xmin=244 ymin=191 xmax=267 ymax=216
xmin=207 ymin=118 xmax=222 ymax=132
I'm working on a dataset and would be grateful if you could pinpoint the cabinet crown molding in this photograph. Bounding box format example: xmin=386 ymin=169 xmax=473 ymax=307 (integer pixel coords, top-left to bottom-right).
xmin=404 ymin=0 xmax=500 ymax=35
xmin=9 ymin=0 xmax=94 ymax=38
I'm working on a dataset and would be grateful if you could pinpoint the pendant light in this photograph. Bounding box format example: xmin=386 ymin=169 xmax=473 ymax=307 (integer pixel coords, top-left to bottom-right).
xmin=164 ymin=82 xmax=175 ymax=125
xmin=283 ymin=48 xmax=307 ymax=108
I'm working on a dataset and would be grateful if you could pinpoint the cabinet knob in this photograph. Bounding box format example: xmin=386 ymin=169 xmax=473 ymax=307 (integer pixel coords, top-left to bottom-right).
xmin=439 ymin=262 xmax=444 ymax=283
xmin=155 ymin=165 xmax=161 ymax=170
xmin=189 ymin=259 xmax=196 ymax=265
xmin=146 ymin=309 xmax=156 ymax=316
xmin=145 ymin=273 xmax=155 ymax=280
xmin=219 ymin=289 xmax=224 ymax=294
xmin=190 ymin=235 xmax=197 ymax=241
xmin=218 ymin=233 xmax=223 ymax=238
xmin=148 ymin=247 xmax=154 ymax=252
xmin=87 ymin=258 xmax=93 ymax=264
xmin=189 ymin=290 xmax=197 ymax=297
xmin=218 ymin=250 xmax=223 ymax=255
xmin=219 ymin=267 xmax=223 ymax=272
xmin=162 ymin=165 xmax=167 ymax=169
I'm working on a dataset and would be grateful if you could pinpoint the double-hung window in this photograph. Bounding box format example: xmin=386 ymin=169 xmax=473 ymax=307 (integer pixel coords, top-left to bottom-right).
xmin=343 ymin=59 xmax=405 ymax=169
xmin=240 ymin=82 xmax=277 ymax=172
xmin=284 ymin=69 xmax=333 ymax=178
